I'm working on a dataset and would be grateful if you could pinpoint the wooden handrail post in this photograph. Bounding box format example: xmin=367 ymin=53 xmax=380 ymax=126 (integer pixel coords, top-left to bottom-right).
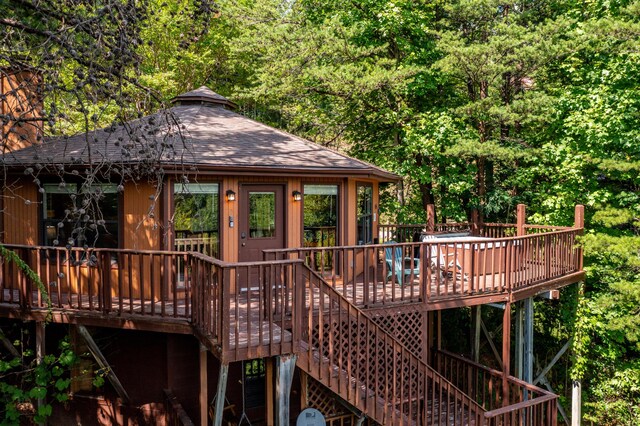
xmin=574 ymin=204 xmax=585 ymax=271
xmin=426 ymin=204 xmax=435 ymax=232
xmin=292 ymin=263 xmax=303 ymax=351
xmin=101 ymin=252 xmax=112 ymax=314
xmin=221 ymin=266 xmax=230 ymax=357
xmin=516 ymin=204 xmax=526 ymax=236
xmin=574 ymin=204 xmax=584 ymax=229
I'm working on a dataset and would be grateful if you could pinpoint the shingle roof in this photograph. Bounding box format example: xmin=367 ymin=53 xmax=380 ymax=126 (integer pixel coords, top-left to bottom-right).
xmin=3 ymin=87 xmax=398 ymax=181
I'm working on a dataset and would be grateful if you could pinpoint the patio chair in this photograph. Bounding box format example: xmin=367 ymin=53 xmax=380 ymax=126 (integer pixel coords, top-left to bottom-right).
xmin=384 ymin=241 xmax=420 ymax=285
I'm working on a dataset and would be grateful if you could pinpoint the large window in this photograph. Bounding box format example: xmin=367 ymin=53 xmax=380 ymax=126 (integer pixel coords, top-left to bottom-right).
xmin=173 ymin=183 xmax=219 ymax=258
xmin=303 ymin=184 xmax=338 ymax=248
xmin=43 ymin=183 xmax=119 ymax=248
xmin=356 ymin=184 xmax=373 ymax=245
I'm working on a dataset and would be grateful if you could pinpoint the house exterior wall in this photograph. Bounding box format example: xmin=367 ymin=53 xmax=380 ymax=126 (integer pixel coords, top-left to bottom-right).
xmin=123 ymin=182 xmax=161 ymax=251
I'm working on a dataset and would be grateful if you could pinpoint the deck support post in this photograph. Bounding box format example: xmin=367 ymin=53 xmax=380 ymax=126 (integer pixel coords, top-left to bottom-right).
xmin=35 ymin=321 xmax=45 ymax=426
xmin=523 ymin=297 xmax=534 ymax=383
xmin=211 ymin=362 xmax=229 ymax=426
xmin=572 ymin=380 xmax=581 ymax=426
xmin=502 ymin=302 xmax=512 ymax=407
xmin=276 ymin=354 xmax=297 ymax=426
xmin=424 ymin=311 xmax=432 ymax=363
xmin=472 ymin=306 xmax=481 ymax=362
xmin=199 ymin=345 xmax=209 ymax=426
xmin=436 ymin=311 xmax=442 ymax=350
xmin=515 ymin=302 xmax=523 ymax=378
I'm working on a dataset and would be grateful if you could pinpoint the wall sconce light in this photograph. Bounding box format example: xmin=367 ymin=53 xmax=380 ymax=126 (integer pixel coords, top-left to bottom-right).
xmin=226 ymin=189 xmax=236 ymax=202
xmin=292 ymin=190 xmax=302 ymax=202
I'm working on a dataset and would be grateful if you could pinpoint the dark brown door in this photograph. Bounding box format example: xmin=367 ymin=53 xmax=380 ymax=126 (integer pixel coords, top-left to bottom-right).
xmin=238 ymin=184 xmax=285 ymax=263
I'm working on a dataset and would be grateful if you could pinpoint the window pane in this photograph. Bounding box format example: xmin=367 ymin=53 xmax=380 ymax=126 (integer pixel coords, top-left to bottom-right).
xmin=43 ymin=183 xmax=119 ymax=248
xmin=249 ymin=192 xmax=275 ymax=238
xmin=303 ymin=185 xmax=338 ymax=247
xmin=174 ymin=183 xmax=219 ymax=258
xmin=174 ymin=183 xmax=219 ymax=234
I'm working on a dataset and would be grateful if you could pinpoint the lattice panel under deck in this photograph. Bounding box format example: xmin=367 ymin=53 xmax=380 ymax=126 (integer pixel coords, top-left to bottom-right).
xmin=370 ymin=310 xmax=425 ymax=360
xmin=304 ymin=372 xmax=352 ymax=418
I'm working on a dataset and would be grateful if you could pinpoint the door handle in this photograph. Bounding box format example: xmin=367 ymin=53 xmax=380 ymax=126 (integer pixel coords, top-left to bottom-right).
xmin=241 ymin=243 xmax=246 ymax=247
xmin=241 ymin=232 xmax=246 ymax=239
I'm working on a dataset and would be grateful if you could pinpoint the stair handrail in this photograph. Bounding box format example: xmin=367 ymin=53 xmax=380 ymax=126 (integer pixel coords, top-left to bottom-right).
xmin=300 ymin=264 xmax=486 ymax=425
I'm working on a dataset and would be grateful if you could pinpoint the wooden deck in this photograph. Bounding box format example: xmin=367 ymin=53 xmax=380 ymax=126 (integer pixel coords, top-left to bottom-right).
xmin=0 ymin=223 xmax=583 ymax=352
xmin=0 ymin=222 xmax=581 ymax=425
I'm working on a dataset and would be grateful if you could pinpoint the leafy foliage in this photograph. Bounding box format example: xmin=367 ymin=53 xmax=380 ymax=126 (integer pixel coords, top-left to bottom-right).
xmin=2 ymin=0 xmax=639 ymax=423
xmin=0 ymin=328 xmax=79 ymax=424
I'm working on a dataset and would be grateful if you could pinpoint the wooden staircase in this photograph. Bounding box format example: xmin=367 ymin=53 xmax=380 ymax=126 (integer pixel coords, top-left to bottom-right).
xmin=296 ymin=266 xmax=485 ymax=425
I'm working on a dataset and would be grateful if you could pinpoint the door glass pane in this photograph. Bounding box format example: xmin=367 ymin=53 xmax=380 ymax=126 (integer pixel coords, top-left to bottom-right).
xmin=174 ymin=183 xmax=219 ymax=258
xmin=303 ymin=185 xmax=338 ymax=247
xmin=357 ymin=184 xmax=373 ymax=244
xmin=249 ymin=192 xmax=275 ymax=238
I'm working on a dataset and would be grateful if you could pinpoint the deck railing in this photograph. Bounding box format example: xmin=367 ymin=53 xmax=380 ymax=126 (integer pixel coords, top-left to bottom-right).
xmin=433 ymin=350 xmax=558 ymax=425
xmin=0 ymin=244 xmax=303 ymax=362
xmin=0 ymin=245 xmax=194 ymax=318
xmin=171 ymin=254 xmax=302 ymax=361
xmin=265 ymin=225 xmax=583 ymax=308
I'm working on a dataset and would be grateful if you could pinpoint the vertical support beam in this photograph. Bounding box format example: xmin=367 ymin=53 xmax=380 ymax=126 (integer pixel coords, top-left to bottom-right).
xmin=199 ymin=345 xmax=208 ymax=426
xmin=35 ymin=322 xmax=45 ymax=426
xmin=516 ymin=204 xmax=526 ymax=236
xmin=426 ymin=204 xmax=435 ymax=233
xmin=572 ymin=380 xmax=581 ymax=426
xmin=436 ymin=311 xmax=442 ymax=350
xmin=276 ymin=354 xmax=297 ymax=426
xmin=422 ymin=310 xmax=431 ymax=363
xmin=472 ymin=306 xmax=481 ymax=362
xmin=523 ymin=297 xmax=534 ymax=383
xmin=266 ymin=358 xmax=275 ymax=426
xmin=502 ymin=302 xmax=512 ymax=407
xmin=515 ymin=301 xmax=523 ymax=379
xmin=212 ymin=362 xmax=229 ymax=426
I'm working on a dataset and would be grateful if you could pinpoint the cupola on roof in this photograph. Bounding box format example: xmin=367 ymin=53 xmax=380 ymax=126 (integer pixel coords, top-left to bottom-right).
xmin=170 ymin=86 xmax=238 ymax=110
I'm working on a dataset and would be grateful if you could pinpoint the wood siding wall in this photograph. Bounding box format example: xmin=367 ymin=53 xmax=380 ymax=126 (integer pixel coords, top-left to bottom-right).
xmin=123 ymin=182 xmax=161 ymax=251
xmin=2 ymin=182 xmax=39 ymax=245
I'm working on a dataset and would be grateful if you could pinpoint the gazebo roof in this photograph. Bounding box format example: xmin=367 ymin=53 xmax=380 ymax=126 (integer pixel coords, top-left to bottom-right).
xmin=4 ymin=87 xmax=398 ymax=181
